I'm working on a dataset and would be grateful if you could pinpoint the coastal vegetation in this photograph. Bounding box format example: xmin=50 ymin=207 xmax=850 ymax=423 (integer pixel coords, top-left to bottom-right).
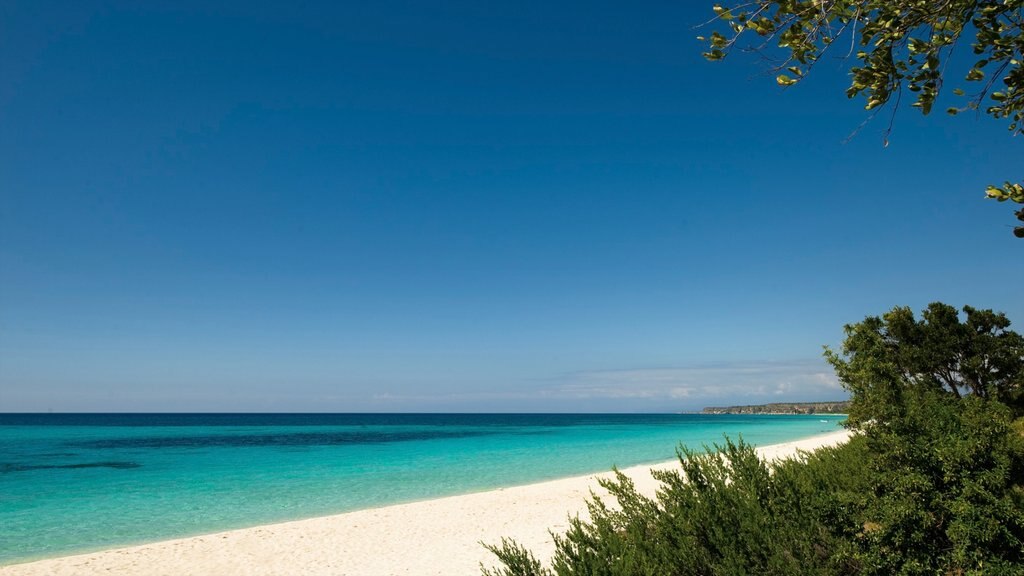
xmin=702 ymin=401 xmax=850 ymax=414
xmin=699 ymin=0 xmax=1024 ymax=237
xmin=484 ymin=303 xmax=1024 ymax=576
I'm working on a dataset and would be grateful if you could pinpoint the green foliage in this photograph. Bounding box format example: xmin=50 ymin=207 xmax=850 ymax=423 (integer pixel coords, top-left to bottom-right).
xmin=481 ymin=539 xmax=549 ymax=576
xmin=987 ymin=183 xmax=1024 ymax=238
xmin=853 ymin=391 xmax=1024 ymax=575
xmin=701 ymin=0 xmax=1024 ymax=236
xmin=827 ymin=302 xmax=1024 ymax=574
xmin=988 ymin=181 xmax=1024 ymax=204
xmin=701 ymin=0 xmax=1023 ymax=128
xmin=824 ymin=302 xmax=1024 ymax=425
xmin=484 ymin=437 xmax=872 ymax=576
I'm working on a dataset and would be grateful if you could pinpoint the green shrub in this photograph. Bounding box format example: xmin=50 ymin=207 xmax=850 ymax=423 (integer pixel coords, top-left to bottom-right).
xmin=483 ymin=436 xmax=871 ymax=576
xmin=853 ymin=392 xmax=1024 ymax=575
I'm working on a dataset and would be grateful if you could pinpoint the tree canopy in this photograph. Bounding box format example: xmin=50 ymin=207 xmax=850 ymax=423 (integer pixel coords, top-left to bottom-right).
xmin=825 ymin=302 xmax=1024 ymax=425
xmin=701 ymin=0 xmax=1024 ymax=237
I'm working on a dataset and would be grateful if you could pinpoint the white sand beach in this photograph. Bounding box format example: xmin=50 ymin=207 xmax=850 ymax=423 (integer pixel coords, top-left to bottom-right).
xmin=0 ymin=430 xmax=851 ymax=576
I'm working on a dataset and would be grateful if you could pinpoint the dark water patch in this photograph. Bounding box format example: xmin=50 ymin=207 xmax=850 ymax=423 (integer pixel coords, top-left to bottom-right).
xmin=1 ymin=461 xmax=141 ymax=473
xmin=69 ymin=429 xmax=495 ymax=449
xmin=1 ymin=413 xmax=705 ymax=428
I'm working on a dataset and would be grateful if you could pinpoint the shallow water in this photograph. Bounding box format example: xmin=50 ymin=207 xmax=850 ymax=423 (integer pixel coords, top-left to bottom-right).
xmin=0 ymin=413 xmax=844 ymax=564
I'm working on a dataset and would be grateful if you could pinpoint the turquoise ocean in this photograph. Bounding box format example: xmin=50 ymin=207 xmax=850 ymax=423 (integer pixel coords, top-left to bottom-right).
xmin=0 ymin=413 xmax=844 ymax=565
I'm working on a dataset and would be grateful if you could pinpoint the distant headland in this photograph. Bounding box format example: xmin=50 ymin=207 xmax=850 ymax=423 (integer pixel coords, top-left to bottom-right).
xmin=701 ymin=401 xmax=850 ymax=415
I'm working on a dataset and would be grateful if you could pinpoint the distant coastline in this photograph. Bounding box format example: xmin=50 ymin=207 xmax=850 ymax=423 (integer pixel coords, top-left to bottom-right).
xmin=702 ymin=401 xmax=850 ymax=415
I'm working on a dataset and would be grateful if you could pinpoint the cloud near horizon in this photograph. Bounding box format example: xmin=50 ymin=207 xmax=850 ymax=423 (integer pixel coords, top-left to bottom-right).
xmin=548 ymin=360 xmax=843 ymax=406
xmin=354 ymin=359 xmax=845 ymax=412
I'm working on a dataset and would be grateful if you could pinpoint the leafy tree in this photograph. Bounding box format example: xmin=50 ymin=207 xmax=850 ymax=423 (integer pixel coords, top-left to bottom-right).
xmin=700 ymin=0 xmax=1024 ymax=237
xmin=824 ymin=302 xmax=1024 ymax=426
xmin=825 ymin=303 xmax=1024 ymax=574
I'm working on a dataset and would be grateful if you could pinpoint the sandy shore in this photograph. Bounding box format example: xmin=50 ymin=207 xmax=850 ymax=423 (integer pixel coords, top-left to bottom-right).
xmin=1 ymin=429 xmax=851 ymax=576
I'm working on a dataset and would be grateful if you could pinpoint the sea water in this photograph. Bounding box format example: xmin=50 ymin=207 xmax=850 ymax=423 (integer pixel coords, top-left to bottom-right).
xmin=0 ymin=413 xmax=844 ymax=564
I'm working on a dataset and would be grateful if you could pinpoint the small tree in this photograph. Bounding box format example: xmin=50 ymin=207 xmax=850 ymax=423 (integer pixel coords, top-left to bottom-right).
xmin=825 ymin=303 xmax=1024 ymax=574
xmin=824 ymin=302 xmax=1024 ymax=426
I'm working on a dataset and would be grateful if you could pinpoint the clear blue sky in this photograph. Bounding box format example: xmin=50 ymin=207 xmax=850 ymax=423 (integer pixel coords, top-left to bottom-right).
xmin=1 ymin=1 xmax=1021 ymax=412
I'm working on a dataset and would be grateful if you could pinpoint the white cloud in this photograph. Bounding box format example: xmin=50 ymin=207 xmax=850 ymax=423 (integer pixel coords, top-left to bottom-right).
xmin=321 ymin=360 xmax=845 ymax=412
xmin=549 ymin=360 xmax=843 ymax=405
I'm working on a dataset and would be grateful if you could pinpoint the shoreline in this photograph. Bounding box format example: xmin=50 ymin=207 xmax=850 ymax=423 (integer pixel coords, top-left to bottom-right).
xmin=0 ymin=429 xmax=852 ymax=576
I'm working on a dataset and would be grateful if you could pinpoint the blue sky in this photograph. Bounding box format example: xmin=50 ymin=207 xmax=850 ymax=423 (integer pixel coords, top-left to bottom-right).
xmin=1 ymin=1 xmax=1021 ymax=412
